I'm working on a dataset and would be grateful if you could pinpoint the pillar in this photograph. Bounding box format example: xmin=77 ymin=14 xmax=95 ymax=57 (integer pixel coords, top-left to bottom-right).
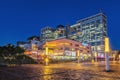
xmin=105 ymin=37 xmax=110 ymax=71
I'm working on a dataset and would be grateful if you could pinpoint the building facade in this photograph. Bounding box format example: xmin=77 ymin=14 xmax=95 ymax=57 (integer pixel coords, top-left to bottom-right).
xmin=40 ymin=13 xmax=107 ymax=57
xmin=41 ymin=38 xmax=91 ymax=60
xmin=69 ymin=13 xmax=107 ymax=57
xmin=41 ymin=26 xmax=55 ymax=41
xmin=18 ymin=12 xmax=107 ymax=59
xmin=40 ymin=25 xmax=66 ymax=41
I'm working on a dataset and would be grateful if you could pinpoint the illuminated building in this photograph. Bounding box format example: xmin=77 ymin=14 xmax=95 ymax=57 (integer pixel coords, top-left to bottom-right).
xmin=19 ymin=12 xmax=107 ymax=59
xmin=41 ymin=38 xmax=91 ymax=60
xmin=55 ymin=25 xmax=66 ymax=39
xmin=17 ymin=36 xmax=41 ymax=52
xmin=41 ymin=26 xmax=55 ymax=41
xmin=69 ymin=13 xmax=107 ymax=57
xmin=17 ymin=41 xmax=31 ymax=50
xmin=40 ymin=13 xmax=107 ymax=58
xmin=40 ymin=25 xmax=66 ymax=41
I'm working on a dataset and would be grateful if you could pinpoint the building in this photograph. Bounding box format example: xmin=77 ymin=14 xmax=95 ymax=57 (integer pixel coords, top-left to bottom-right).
xmin=17 ymin=41 xmax=31 ymax=50
xmin=19 ymin=12 xmax=107 ymax=60
xmin=41 ymin=38 xmax=91 ymax=60
xmin=40 ymin=13 xmax=107 ymax=58
xmin=40 ymin=25 xmax=66 ymax=41
xmin=17 ymin=36 xmax=42 ymax=51
xmin=55 ymin=25 xmax=66 ymax=39
xmin=41 ymin=26 xmax=55 ymax=41
xmin=69 ymin=13 xmax=107 ymax=58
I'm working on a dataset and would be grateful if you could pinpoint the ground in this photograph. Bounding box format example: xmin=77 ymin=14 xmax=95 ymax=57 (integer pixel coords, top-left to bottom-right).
xmin=1 ymin=61 xmax=120 ymax=80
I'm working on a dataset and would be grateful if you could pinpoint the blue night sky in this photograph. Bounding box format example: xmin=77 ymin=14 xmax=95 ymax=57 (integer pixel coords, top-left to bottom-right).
xmin=0 ymin=0 xmax=120 ymax=50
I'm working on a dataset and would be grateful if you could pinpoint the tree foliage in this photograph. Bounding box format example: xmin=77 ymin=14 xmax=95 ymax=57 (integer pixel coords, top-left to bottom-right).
xmin=0 ymin=44 xmax=24 ymax=56
xmin=0 ymin=44 xmax=36 ymax=64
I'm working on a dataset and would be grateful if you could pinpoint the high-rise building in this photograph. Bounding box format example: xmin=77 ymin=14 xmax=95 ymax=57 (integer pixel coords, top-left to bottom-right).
xmin=69 ymin=13 xmax=107 ymax=57
xmin=40 ymin=25 xmax=66 ymax=41
xmin=41 ymin=26 xmax=55 ymax=41
xmin=55 ymin=25 xmax=66 ymax=39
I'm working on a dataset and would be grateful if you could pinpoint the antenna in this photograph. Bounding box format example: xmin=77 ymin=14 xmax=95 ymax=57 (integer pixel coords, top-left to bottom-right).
xmin=100 ymin=9 xmax=103 ymax=13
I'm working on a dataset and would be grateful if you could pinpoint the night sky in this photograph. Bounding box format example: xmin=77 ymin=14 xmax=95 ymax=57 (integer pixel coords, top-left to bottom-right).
xmin=0 ymin=0 xmax=120 ymax=50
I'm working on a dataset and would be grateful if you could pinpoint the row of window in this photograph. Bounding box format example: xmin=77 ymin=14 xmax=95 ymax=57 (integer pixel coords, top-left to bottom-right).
xmin=90 ymin=42 xmax=102 ymax=46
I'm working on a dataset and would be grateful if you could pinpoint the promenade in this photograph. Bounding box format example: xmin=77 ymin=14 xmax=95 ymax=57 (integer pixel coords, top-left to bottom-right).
xmin=0 ymin=61 xmax=120 ymax=80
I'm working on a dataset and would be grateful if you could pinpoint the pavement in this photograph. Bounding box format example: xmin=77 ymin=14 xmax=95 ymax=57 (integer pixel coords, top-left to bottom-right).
xmin=1 ymin=61 xmax=120 ymax=80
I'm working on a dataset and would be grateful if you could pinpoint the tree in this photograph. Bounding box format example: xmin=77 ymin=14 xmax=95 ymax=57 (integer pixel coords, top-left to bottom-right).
xmin=6 ymin=44 xmax=15 ymax=56
xmin=0 ymin=44 xmax=36 ymax=64
xmin=14 ymin=46 xmax=24 ymax=55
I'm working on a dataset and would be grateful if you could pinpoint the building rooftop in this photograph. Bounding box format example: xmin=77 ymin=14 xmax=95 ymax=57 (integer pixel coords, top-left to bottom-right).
xmin=77 ymin=13 xmax=106 ymax=23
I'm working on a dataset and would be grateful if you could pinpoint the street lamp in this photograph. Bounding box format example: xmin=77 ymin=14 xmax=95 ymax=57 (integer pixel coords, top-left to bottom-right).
xmin=105 ymin=37 xmax=110 ymax=71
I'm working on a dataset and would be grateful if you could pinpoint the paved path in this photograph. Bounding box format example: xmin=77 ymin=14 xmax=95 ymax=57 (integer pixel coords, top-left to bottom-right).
xmin=1 ymin=61 xmax=120 ymax=80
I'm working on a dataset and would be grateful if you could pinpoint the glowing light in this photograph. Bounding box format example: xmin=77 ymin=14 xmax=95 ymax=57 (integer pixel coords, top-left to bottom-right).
xmin=94 ymin=52 xmax=97 ymax=57
xmin=105 ymin=37 xmax=110 ymax=52
xmin=65 ymin=43 xmax=70 ymax=45
xmin=72 ymin=48 xmax=74 ymax=51
xmin=46 ymin=47 xmax=48 ymax=55
xmin=45 ymin=58 xmax=49 ymax=63
xmin=77 ymin=50 xmax=80 ymax=56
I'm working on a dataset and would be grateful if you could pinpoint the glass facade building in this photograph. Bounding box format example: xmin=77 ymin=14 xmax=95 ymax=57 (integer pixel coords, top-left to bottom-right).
xmin=41 ymin=26 xmax=55 ymax=41
xmin=41 ymin=25 xmax=66 ymax=41
xmin=69 ymin=13 xmax=107 ymax=57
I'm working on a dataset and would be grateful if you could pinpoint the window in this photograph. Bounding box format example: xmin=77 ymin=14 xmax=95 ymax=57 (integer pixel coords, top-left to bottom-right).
xmin=35 ymin=42 xmax=37 ymax=44
xmin=96 ymin=20 xmax=101 ymax=27
xmin=65 ymin=47 xmax=70 ymax=50
xmin=91 ymin=42 xmax=95 ymax=46
xmin=82 ymin=24 xmax=85 ymax=27
xmin=87 ymin=46 xmax=89 ymax=49
xmin=75 ymin=44 xmax=79 ymax=47
xmin=75 ymin=48 xmax=78 ymax=50
xmin=96 ymin=42 xmax=101 ymax=45
xmin=91 ymin=21 xmax=95 ymax=28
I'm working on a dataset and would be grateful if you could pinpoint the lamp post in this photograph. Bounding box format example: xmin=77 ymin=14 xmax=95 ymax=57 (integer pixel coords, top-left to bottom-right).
xmin=105 ymin=37 xmax=110 ymax=71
